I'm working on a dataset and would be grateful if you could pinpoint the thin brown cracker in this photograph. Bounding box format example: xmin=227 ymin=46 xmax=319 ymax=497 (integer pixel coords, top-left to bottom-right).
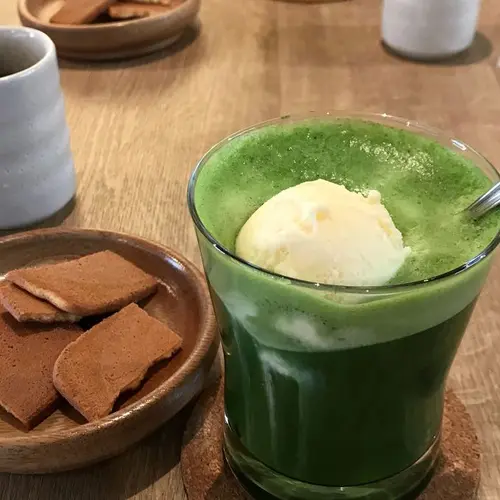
xmin=0 ymin=307 xmax=82 ymax=429
xmin=6 ymin=251 xmax=158 ymax=316
xmin=108 ymin=2 xmax=172 ymax=19
xmin=53 ymin=303 xmax=182 ymax=422
xmin=0 ymin=283 xmax=80 ymax=323
xmin=122 ymin=0 xmax=186 ymax=6
xmin=51 ymin=0 xmax=115 ymax=25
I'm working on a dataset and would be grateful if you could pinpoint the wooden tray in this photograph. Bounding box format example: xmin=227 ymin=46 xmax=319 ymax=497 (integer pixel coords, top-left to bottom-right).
xmin=0 ymin=228 xmax=218 ymax=473
xmin=17 ymin=0 xmax=200 ymax=61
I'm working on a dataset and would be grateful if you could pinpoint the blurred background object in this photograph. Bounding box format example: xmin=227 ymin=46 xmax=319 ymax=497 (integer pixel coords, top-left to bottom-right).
xmin=277 ymin=0 xmax=350 ymax=3
xmin=382 ymin=0 xmax=482 ymax=61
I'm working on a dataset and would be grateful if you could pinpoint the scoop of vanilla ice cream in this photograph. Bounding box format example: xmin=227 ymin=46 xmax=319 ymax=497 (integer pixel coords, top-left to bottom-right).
xmin=235 ymin=179 xmax=411 ymax=286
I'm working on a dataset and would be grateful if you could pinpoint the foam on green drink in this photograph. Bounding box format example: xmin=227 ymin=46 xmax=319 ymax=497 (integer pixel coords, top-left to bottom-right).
xmin=195 ymin=119 xmax=498 ymax=284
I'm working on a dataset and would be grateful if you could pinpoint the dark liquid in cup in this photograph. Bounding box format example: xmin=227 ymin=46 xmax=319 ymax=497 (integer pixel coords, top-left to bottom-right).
xmin=217 ymin=292 xmax=474 ymax=485
xmin=0 ymin=67 xmax=14 ymax=78
xmin=193 ymin=119 xmax=500 ymax=488
xmin=0 ymin=41 xmax=46 ymax=78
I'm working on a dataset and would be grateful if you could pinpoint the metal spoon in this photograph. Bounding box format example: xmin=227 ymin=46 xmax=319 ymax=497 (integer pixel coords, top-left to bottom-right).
xmin=466 ymin=182 xmax=500 ymax=219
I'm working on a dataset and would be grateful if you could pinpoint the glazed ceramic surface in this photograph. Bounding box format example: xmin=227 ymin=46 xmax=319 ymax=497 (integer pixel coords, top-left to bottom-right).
xmin=0 ymin=26 xmax=75 ymax=229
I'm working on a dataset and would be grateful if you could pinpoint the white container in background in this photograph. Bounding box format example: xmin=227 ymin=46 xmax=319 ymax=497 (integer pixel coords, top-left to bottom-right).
xmin=382 ymin=0 xmax=482 ymax=60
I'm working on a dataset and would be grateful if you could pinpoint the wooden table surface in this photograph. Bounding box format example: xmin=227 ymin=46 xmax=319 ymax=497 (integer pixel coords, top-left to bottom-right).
xmin=2 ymin=0 xmax=500 ymax=498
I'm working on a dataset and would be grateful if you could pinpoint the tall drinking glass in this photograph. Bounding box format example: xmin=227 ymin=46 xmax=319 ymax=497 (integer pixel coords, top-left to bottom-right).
xmin=187 ymin=113 xmax=499 ymax=500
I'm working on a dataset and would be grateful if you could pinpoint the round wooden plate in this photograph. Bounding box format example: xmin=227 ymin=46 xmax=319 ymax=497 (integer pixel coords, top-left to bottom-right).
xmin=17 ymin=0 xmax=200 ymax=61
xmin=0 ymin=228 xmax=218 ymax=474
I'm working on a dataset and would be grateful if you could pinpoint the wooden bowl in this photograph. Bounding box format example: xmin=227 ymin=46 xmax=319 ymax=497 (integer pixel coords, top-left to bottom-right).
xmin=17 ymin=0 xmax=200 ymax=61
xmin=0 ymin=228 xmax=218 ymax=473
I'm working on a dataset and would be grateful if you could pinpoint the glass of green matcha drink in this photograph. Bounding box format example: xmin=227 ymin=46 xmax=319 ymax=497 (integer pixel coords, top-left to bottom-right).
xmin=187 ymin=113 xmax=500 ymax=500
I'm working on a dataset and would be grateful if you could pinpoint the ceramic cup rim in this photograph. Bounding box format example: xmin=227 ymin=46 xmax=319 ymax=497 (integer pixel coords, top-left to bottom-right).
xmin=0 ymin=26 xmax=55 ymax=84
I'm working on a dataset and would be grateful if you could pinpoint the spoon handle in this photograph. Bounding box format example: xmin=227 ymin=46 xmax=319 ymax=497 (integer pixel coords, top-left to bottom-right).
xmin=466 ymin=182 xmax=500 ymax=219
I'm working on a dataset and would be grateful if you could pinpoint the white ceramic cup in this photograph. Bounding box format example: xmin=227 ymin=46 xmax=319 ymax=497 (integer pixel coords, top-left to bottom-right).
xmin=0 ymin=26 xmax=76 ymax=230
xmin=382 ymin=0 xmax=482 ymax=60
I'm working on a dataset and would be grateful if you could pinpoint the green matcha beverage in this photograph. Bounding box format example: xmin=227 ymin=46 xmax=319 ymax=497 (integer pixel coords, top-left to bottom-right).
xmin=187 ymin=114 xmax=500 ymax=500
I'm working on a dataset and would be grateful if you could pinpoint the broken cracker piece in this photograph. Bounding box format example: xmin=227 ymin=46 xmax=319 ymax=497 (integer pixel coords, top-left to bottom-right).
xmin=0 ymin=307 xmax=82 ymax=429
xmin=0 ymin=283 xmax=81 ymax=324
xmin=6 ymin=250 xmax=158 ymax=316
xmin=51 ymin=0 xmax=116 ymax=25
xmin=109 ymin=2 xmax=172 ymax=19
xmin=53 ymin=303 xmax=182 ymax=422
xmin=119 ymin=0 xmax=185 ymax=6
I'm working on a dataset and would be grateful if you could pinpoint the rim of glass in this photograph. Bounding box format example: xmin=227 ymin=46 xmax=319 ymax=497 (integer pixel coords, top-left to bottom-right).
xmin=187 ymin=111 xmax=500 ymax=294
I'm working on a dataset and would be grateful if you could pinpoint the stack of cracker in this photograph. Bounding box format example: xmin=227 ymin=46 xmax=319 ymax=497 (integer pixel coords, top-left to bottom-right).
xmin=0 ymin=251 xmax=182 ymax=429
xmin=50 ymin=0 xmax=186 ymax=24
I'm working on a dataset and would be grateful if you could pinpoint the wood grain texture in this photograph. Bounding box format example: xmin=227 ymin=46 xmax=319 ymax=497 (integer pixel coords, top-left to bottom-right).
xmin=1 ymin=0 xmax=500 ymax=498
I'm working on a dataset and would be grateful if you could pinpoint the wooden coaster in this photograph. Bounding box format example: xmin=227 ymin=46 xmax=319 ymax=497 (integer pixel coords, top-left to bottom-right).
xmin=181 ymin=379 xmax=480 ymax=500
